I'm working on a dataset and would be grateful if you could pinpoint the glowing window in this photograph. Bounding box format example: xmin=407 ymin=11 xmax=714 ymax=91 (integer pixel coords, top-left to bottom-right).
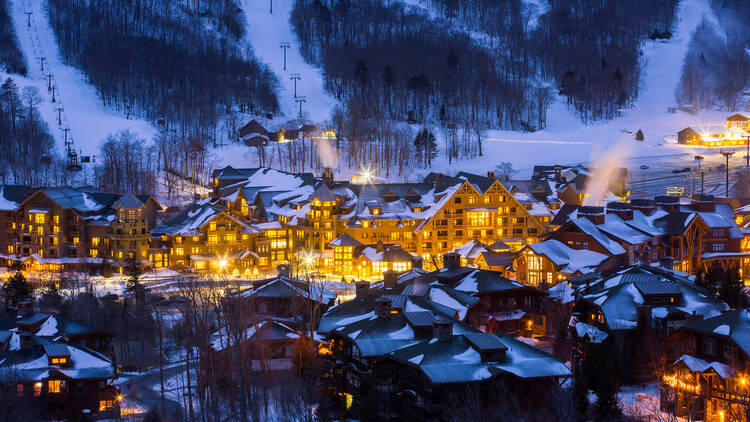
xmin=91 ymin=237 xmax=100 ymax=247
xmin=34 ymin=214 xmax=45 ymax=224
xmin=48 ymin=380 xmax=66 ymax=393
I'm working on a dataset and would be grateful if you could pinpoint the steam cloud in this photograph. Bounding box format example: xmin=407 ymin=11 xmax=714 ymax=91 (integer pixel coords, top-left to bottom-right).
xmin=316 ymin=137 xmax=340 ymax=168
xmin=582 ymin=135 xmax=633 ymax=206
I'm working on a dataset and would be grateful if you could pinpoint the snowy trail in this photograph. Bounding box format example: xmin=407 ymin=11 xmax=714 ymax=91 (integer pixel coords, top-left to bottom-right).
xmin=431 ymin=0 xmax=730 ymax=178
xmin=239 ymin=0 xmax=338 ymax=124
xmin=8 ymin=0 xmax=157 ymax=157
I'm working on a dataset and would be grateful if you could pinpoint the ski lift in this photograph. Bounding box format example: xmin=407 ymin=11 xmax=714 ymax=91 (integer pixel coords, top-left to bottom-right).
xmin=66 ymin=149 xmax=82 ymax=172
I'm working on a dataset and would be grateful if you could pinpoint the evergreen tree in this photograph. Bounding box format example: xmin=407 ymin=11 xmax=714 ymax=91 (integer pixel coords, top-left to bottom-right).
xmin=720 ymin=267 xmax=743 ymax=308
xmin=126 ymin=258 xmax=145 ymax=307
xmin=39 ymin=281 xmax=63 ymax=310
xmin=573 ymin=364 xmax=589 ymax=422
xmin=635 ymin=129 xmax=644 ymax=141
xmin=593 ymin=357 xmax=621 ymax=421
xmin=2 ymin=270 xmax=32 ymax=309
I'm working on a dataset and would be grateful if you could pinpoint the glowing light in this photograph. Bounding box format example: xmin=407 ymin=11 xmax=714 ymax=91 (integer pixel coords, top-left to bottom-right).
xmin=116 ymin=394 xmax=124 ymax=402
xmin=218 ymin=259 xmax=228 ymax=269
xmin=742 ymin=377 xmax=747 ymax=386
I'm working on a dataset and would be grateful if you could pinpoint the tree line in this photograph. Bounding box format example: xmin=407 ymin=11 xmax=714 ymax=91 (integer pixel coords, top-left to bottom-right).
xmin=0 ymin=0 xmax=26 ymax=75
xmin=45 ymin=0 xmax=280 ymax=148
xmin=677 ymin=1 xmax=750 ymax=111
xmin=291 ymin=0 xmax=678 ymax=131
xmin=0 ymin=77 xmax=67 ymax=186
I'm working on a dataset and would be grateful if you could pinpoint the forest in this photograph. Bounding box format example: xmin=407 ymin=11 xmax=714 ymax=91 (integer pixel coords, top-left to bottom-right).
xmin=0 ymin=0 xmax=25 ymax=75
xmin=677 ymin=0 xmax=750 ymax=111
xmin=291 ymin=0 xmax=678 ymax=130
xmin=45 ymin=0 xmax=280 ymax=146
xmin=0 ymin=77 xmax=64 ymax=186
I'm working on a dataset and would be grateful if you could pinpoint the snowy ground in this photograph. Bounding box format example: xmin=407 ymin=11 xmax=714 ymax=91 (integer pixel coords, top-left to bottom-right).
xmin=7 ymin=0 xmax=157 ymax=160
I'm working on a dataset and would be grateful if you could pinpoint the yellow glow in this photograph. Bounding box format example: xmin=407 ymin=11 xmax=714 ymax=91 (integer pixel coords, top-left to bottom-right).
xmin=218 ymin=259 xmax=228 ymax=269
xmin=742 ymin=377 xmax=747 ymax=386
xmin=116 ymin=394 xmax=124 ymax=402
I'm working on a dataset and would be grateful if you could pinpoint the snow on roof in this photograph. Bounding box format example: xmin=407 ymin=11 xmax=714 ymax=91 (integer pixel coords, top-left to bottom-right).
xmin=453 ymin=269 xmax=527 ymax=295
xmin=527 ymin=240 xmax=608 ymax=274
xmin=570 ymin=218 xmax=626 ymax=255
xmin=0 ymin=342 xmax=115 ymax=382
xmin=685 ymin=308 xmax=750 ymax=357
xmin=575 ymin=322 xmax=608 ymax=343
xmin=451 ymin=240 xmax=488 ymax=260
xmin=210 ymin=320 xmax=300 ymax=351
xmin=674 ymin=355 xmax=735 ymax=379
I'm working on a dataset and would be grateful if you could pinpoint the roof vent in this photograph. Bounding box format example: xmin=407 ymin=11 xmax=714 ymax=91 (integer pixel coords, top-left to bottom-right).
xmin=432 ymin=318 xmax=453 ymax=341
xmin=443 ymin=252 xmax=460 ymax=271
xmin=374 ymin=296 xmax=392 ymax=318
xmin=276 ymin=264 xmax=290 ymax=278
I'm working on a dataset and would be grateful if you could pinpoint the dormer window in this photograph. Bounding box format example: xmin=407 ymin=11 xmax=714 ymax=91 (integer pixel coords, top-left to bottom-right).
xmin=50 ymin=357 xmax=68 ymax=366
xmin=371 ymin=208 xmax=381 ymax=215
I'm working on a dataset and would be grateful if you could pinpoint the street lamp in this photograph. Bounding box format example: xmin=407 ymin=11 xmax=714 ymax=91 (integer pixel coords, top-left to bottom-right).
xmin=722 ymin=151 xmax=734 ymax=197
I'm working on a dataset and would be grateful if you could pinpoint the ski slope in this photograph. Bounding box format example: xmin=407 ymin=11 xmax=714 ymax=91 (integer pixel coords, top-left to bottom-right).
xmin=427 ymin=0 xmax=731 ymax=178
xmin=239 ymin=0 xmax=338 ymax=124
xmin=8 ymin=0 xmax=157 ymax=158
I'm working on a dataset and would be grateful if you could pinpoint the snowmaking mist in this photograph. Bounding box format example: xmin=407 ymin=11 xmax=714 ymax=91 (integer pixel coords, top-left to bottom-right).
xmin=582 ymin=136 xmax=633 ymax=206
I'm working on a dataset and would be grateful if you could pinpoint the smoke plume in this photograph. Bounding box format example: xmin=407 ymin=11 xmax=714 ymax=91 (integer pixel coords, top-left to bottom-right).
xmin=316 ymin=138 xmax=340 ymax=168
xmin=582 ymin=135 xmax=632 ymax=206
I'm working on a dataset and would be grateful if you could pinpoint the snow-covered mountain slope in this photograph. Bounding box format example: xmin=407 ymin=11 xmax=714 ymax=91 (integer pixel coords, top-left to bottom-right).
xmin=422 ymin=0 xmax=733 ymax=178
xmin=239 ymin=0 xmax=337 ymax=123
xmin=8 ymin=0 xmax=156 ymax=158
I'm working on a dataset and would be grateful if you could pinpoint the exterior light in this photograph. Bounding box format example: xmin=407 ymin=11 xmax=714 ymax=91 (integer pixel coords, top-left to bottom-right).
xmin=116 ymin=394 xmax=124 ymax=402
xmin=742 ymin=377 xmax=747 ymax=386
xmin=218 ymin=259 xmax=228 ymax=269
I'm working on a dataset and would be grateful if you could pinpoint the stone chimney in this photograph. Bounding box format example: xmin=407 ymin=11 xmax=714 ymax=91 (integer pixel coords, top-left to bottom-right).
xmin=606 ymin=202 xmax=633 ymax=221
xmin=411 ymin=255 xmax=423 ymax=270
xmin=631 ymin=199 xmax=656 ymax=215
xmin=383 ymin=270 xmax=398 ymax=292
xmin=692 ymin=194 xmax=715 ymax=212
xmin=660 ymin=256 xmax=674 ymax=270
xmin=276 ymin=264 xmax=290 ymax=278
xmin=578 ymin=206 xmax=605 ymax=225
xmin=355 ymin=281 xmax=369 ymax=299
xmin=374 ymin=296 xmax=392 ymax=318
xmin=433 ymin=319 xmax=453 ymax=341
xmin=16 ymin=300 xmax=33 ymax=318
xmin=434 ymin=172 xmax=443 ymax=191
xmin=487 ymin=171 xmax=495 ymax=179
xmin=443 ymin=252 xmax=460 ymax=271
xmin=554 ymin=166 xmax=562 ymax=183
xmin=322 ymin=167 xmax=334 ymax=187
xmin=655 ymin=195 xmax=680 ymax=212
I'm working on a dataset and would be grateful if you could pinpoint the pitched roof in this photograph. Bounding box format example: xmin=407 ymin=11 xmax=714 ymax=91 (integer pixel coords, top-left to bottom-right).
xmin=684 ymin=308 xmax=750 ymax=357
xmin=329 ymin=233 xmax=363 ymax=247
xmin=112 ymin=192 xmax=144 ymax=209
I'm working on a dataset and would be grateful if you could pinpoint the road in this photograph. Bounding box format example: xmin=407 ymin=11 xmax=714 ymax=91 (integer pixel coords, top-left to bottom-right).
xmin=118 ymin=363 xmax=187 ymax=421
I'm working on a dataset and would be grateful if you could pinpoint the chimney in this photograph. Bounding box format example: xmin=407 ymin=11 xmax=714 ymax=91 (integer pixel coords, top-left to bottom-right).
xmin=355 ymin=281 xmax=369 ymax=299
xmin=383 ymin=270 xmax=398 ymax=292
xmin=19 ymin=332 xmax=33 ymax=350
xmin=374 ymin=296 xmax=392 ymax=318
xmin=655 ymin=195 xmax=680 ymax=212
xmin=578 ymin=206 xmax=605 ymax=225
xmin=487 ymin=171 xmax=495 ymax=179
xmin=691 ymin=194 xmax=715 ymax=212
xmin=686 ymin=310 xmax=704 ymax=324
xmin=322 ymin=167 xmax=334 ymax=187
xmin=442 ymin=252 xmax=460 ymax=271
xmin=660 ymin=256 xmax=674 ymax=270
xmin=434 ymin=173 xmax=443 ymax=191
xmin=411 ymin=255 xmax=423 ymax=270
xmin=631 ymin=199 xmax=656 ymax=215
xmin=376 ymin=240 xmax=385 ymax=253
xmin=433 ymin=319 xmax=453 ymax=341
xmin=16 ymin=300 xmax=33 ymax=318
xmin=606 ymin=202 xmax=633 ymax=221
xmin=554 ymin=166 xmax=562 ymax=183
xmin=636 ymin=306 xmax=653 ymax=330
xmin=276 ymin=264 xmax=290 ymax=278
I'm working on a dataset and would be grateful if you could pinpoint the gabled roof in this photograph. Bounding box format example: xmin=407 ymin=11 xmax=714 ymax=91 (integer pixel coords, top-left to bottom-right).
xmin=727 ymin=113 xmax=750 ymax=122
xmin=243 ymin=277 xmax=336 ymax=306
xmin=0 ymin=185 xmax=36 ymax=211
xmin=453 ymin=269 xmax=537 ymax=295
xmin=112 ymin=192 xmax=144 ymax=209
xmin=384 ymin=333 xmax=570 ymax=384
xmin=525 ymin=240 xmax=609 ymax=275
xmin=684 ymin=308 xmax=750 ymax=357
xmin=309 ymin=183 xmax=337 ymax=202
xmin=0 ymin=338 xmax=115 ymax=382
xmin=329 ymin=233 xmax=363 ymax=247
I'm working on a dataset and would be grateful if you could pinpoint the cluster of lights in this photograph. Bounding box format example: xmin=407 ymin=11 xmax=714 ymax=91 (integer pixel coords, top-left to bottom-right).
xmin=663 ymin=374 xmax=700 ymax=394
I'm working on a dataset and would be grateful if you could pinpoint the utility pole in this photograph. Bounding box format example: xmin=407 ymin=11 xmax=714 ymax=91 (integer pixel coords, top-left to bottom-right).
xmin=24 ymin=11 xmax=32 ymax=27
xmin=280 ymin=42 xmax=290 ymax=70
xmin=722 ymin=151 xmax=734 ymax=197
xmin=51 ymin=85 xmax=57 ymax=103
xmin=38 ymin=56 xmax=45 ymax=72
xmin=47 ymin=73 xmax=53 ymax=91
xmin=54 ymin=107 xmax=63 ymax=125
xmin=295 ymin=96 xmax=306 ymax=120
xmin=290 ymin=73 xmax=301 ymax=98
